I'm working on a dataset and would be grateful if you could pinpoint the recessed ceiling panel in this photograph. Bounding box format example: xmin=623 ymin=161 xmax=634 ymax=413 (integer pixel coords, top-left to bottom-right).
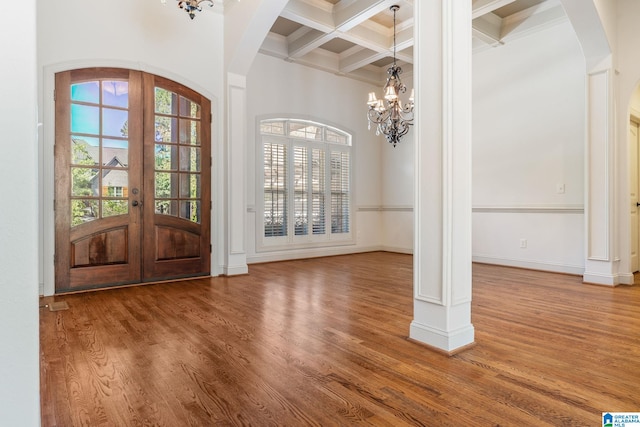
xmin=370 ymin=56 xmax=394 ymax=68
xmin=370 ymin=2 xmax=414 ymax=28
xmin=270 ymin=17 xmax=304 ymax=37
xmin=493 ymin=0 xmax=547 ymax=18
xmin=320 ymin=38 xmax=357 ymax=54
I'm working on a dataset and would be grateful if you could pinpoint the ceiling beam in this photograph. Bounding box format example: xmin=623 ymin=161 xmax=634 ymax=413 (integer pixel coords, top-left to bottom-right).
xmin=472 ymin=13 xmax=503 ymax=46
xmin=340 ymin=48 xmax=386 ymax=73
xmin=472 ymin=0 xmax=517 ymax=19
xmin=288 ymin=29 xmax=336 ymax=58
xmin=280 ymin=0 xmax=335 ymax=33
xmin=259 ymin=32 xmax=289 ymax=60
xmin=501 ymin=0 xmax=567 ymax=41
xmin=340 ymin=23 xmax=390 ymax=54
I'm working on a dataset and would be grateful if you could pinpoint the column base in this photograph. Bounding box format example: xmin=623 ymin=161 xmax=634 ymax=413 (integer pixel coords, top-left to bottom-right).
xmin=409 ymin=321 xmax=475 ymax=354
xmin=222 ymin=263 xmax=248 ymax=276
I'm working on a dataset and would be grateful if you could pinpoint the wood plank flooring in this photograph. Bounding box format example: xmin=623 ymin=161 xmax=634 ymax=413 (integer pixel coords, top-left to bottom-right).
xmin=40 ymin=252 xmax=640 ymax=426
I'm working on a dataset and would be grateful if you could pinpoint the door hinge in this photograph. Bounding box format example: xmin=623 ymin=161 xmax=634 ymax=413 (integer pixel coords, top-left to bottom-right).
xmin=210 ymin=157 xmax=212 ymax=167
xmin=53 ymin=200 xmax=56 ymax=210
xmin=53 ymin=253 xmax=57 ymax=263
xmin=53 ymin=89 xmax=56 ymax=102
xmin=209 ymin=244 xmax=212 ymax=253
xmin=210 ymin=201 xmax=212 ymax=210
xmin=210 ymin=113 xmax=212 ymax=123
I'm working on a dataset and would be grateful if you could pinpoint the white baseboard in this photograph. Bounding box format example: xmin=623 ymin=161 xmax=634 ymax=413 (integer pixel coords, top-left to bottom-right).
xmin=221 ymin=264 xmax=249 ymax=276
xmin=409 ymin=321 xmax=475 ymax=353
xmin=246 ymin=250 xmax=588 ymax=279
xmin=247 ymin=245 xmax=385 ymax=265
xmin=472 ymin=255 xmax=584 ymax=276
xmin=582 ymin=271 xmax=634 ymax=286
xmin=379 ymin=245 xmax=413 ymax=255
xmin=617 ymin=272 xmax=635 ymax=285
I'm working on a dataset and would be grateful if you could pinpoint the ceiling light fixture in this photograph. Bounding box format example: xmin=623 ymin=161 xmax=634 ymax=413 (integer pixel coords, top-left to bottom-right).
xmin=162 ymin=0 xmax=213 ymax=20
xmin=366 ymin=5 xmax=414 ymax=147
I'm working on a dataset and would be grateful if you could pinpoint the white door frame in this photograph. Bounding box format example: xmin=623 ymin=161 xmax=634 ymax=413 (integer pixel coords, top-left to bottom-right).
xmin=630 ymin=115 xmax=640 ymax=273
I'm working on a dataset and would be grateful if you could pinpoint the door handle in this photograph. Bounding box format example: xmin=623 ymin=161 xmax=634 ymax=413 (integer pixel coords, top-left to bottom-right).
xmin=132 ymin=200 xmax=140 ymax=207
xmin=637 ymin=202 xmax=640 ymax=207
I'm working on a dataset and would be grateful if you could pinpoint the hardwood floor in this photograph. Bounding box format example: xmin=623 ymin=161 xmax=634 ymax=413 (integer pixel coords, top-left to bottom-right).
xmin=40 ymin=252 xmax=640 ymax=426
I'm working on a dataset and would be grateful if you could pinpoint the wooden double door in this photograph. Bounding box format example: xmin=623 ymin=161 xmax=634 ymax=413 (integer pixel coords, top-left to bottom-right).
xmin=55 ymin=68 xmax=211 ymax=293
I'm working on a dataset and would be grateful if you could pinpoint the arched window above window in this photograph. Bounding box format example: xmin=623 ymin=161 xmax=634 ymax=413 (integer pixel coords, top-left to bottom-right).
xmin=260 ymin=119 xmax=351 ymax=145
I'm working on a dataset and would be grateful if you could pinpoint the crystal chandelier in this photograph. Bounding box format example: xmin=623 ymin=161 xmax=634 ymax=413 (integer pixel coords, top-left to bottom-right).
xmin=162 ymin=0 xmax=213 ymax=20
xmin=366 ymin=5 xmax=414 ymax=147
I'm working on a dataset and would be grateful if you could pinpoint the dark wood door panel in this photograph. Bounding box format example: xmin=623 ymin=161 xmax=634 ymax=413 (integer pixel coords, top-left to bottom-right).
xmin=71 ymin=226 xmax=129 ymax=267
xmin=155 ymin=227 xmax=201 ymax=260
xmin=143 ymin=220 xmax=209 ymax=280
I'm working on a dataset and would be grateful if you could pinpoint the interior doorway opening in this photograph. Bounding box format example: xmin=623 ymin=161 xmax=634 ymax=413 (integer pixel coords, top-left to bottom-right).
xmin=628 ymin=82 xmax=640 ymax=274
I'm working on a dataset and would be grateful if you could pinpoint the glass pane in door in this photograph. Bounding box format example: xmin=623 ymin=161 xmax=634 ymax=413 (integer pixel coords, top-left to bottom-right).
xmin=154 ymin=88 xmax=203 ymax=223
xmin=69 ymin=79 xmax=130 ymax=226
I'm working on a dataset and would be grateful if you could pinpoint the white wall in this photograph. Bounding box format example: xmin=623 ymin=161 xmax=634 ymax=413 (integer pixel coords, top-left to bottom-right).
xmin=0 ymin=0 xmax=40 ymax=424
xmin=472 ymin=20 xmax=586 ymax=273
xmin=37 ymin=0 xmax=225 ymax=293
xmin=380 ymin=73 xmax=414 ymax=254
xmin=37 ymin=0 xmax=224 ymax=92
xmin=245 ymin=53 xmax=385 ymax=262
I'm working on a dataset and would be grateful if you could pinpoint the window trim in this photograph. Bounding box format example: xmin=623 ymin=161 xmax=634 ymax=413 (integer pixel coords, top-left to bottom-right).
xmin=256 ymin=117 xmax=355 ymax=252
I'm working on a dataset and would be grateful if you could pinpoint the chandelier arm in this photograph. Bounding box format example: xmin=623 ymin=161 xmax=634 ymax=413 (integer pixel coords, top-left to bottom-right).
xmin=176 ymin=0 xmax=213 ymax=19
xmin=397 ymin=123 xmax=411 ymax=137
xmin=400 ymin=104 xmax=414 ymax=114
xmin=398 ymin=110 xmax=414 ymax=122
xmin=367 ymin=108 xmax=392 ymax=124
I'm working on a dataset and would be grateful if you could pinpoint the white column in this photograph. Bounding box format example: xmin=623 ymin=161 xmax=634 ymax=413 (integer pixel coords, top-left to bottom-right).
xmin=222 ymin=0 xmax=288 ymax=275
xmin=583 ymin=61 xmax=619 ymax=285
xmin=0 ymin=0 xmax=41 ymax=424
xmin=410 ymin=0 xmax=474 ymax=353
xmin=224 ymin=72 xmax=249 ymax=275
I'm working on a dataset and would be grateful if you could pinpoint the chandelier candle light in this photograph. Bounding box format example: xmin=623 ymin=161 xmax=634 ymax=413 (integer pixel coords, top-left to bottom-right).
xmin=366 ymin=4 xmax=414 ymax=147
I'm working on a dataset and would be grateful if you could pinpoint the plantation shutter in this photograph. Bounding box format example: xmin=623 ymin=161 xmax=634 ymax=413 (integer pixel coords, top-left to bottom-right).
xmin=264 ymin=141 xmax=287 ymax=237
xmin=331 ymin=151 xmax=350 ymax=234
xmin=312 ymin=148 xmax=326 ymax=235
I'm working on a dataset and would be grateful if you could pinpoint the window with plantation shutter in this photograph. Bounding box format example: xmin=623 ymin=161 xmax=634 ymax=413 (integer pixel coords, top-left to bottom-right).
xmin=258 ymin=118 xmax=352 ymax=250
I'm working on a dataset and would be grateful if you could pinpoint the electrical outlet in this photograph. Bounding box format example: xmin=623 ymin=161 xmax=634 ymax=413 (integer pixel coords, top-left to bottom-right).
xmin=520 ymin=239 xmax=527 ymax=248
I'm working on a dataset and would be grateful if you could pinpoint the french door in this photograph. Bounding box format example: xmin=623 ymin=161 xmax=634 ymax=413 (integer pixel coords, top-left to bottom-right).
xmin=54 ymin=68 xmax=211 ymax=292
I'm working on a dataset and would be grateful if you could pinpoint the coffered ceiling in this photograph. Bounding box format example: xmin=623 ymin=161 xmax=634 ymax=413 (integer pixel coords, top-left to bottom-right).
xmin=259 ymin=0 xmax=568 ymax=85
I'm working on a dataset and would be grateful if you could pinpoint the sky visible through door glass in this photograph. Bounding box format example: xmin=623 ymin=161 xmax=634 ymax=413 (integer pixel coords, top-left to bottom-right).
xmin=71 ymin=80 xmax=129 ymax=149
